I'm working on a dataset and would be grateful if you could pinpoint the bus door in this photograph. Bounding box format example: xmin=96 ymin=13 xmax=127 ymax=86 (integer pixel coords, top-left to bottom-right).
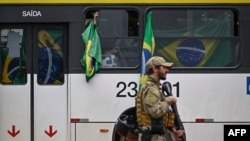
xmin=0 ymin=24 xmax=68 ymax=141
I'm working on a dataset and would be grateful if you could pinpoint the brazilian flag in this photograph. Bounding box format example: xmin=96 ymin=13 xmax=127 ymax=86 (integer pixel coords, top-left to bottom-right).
xmin=140 ymin=11 xmax=155 ymax=89
xmin=80 ymin=20 xmax=102 ymax=82
xmin=1 ymin=32 xmax=26 ymax=84
xmin=156 ymin=13 xmax=233 ymax=67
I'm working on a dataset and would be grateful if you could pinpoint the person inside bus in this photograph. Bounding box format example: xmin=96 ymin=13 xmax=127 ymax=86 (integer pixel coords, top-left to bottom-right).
xmin=136 ymin=56 xmax=185 ymax=141
xmin=89 ymin=10 xmax=139 ymax=67
xmin=85 ymin=11 xmax=119 ymax=67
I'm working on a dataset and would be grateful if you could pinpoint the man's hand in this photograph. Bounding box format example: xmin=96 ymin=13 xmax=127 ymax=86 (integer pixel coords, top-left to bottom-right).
xmin=171 ymin=127 xmax=185 ymax=141
xmin=166 ymin=96 xmax=177 ymax=105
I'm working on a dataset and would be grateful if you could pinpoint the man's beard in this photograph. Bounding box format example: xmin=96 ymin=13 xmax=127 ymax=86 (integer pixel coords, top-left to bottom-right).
xmin=159 ymin=72 xmax=166 ymax=80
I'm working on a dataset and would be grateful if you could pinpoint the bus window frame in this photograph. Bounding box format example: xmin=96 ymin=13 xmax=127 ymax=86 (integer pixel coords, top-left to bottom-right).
xmin=82 ymin=7 xmax=142 ymax=70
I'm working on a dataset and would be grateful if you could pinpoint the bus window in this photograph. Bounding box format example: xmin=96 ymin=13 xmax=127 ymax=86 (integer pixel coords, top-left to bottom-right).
xmin=85 ymin=9 xmax=140 ymax=68
xmin=0 ymin=28 xmax=27 ymax=84
xmin=151 ymin=9 xmax=240 ymax=68
xmin=37 ymin=29 xmax=64 ymax=84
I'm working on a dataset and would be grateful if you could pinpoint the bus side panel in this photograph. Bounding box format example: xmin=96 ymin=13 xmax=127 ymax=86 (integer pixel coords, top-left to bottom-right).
xmin=70 ymin=73 xmax=250 ymax=122
xmin=167 ymin=73 xmax=250 ymax=122
xmin=0 ymin=75 xmax=31 ymax=141
xmin=69 ymin=73 xmax=139 ymax=122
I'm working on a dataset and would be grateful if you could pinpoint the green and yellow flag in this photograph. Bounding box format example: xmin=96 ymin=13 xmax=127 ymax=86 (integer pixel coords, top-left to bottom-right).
xmin=80 ymin=20 xmax=102 ymax=82
xmin=1 ymin=31 xmax=26 ymax=84
xmin=158 ymin=38 xmax=219 ymax=67
xmin=156 ymin=13 xmax=233 ymax=67
xmin=140 ymin=11 xmax=155 ymax=89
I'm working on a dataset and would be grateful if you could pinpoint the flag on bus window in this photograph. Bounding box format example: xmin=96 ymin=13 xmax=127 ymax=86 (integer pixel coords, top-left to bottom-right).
xmin=157 ymin=38 xmax=219 ymax=67
xmin=80 ymin=20 xmax=102 ymax=82
xmin=156 ymin=13 xmax=233 ymax=67
xmin=14 ymin=31 xmax=27 ymax=84
xmin=1 ymin=31 xmax=26 ymax=84
xmin=140 ymin=11 xmax=155 ymax=89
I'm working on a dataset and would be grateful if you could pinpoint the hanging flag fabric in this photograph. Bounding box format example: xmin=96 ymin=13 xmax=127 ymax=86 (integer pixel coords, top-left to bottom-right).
xmin=156 ymin=13 xmax=233 ymax=67
xmin=80 ymin=20 xmax=102 ymax=82
xmin=140 ymin=11 xmax=155 ymax=89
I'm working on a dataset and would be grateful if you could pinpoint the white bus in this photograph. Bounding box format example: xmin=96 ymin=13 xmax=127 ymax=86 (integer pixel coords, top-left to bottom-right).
xmin=0 ymin=0 xmax=250 ymax=141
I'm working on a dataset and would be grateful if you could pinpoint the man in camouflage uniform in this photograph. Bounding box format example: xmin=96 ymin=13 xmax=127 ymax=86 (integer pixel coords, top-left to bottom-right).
xmin=136 ymin=56 xmax=184 ymax=141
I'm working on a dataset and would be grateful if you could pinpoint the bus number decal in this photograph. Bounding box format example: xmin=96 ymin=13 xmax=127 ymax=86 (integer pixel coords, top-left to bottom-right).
xmin=173 ymin=82 xmax=180 ymax=97
xmin=116 ymin=81 xmax=138 ymax=98
xmin=166 ymin=82 xmax=180 ymax=97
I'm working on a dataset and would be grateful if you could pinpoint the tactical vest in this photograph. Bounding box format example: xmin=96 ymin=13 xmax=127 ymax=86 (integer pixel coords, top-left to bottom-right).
xmin=136 ymin=81 xmax=175 ymax=128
